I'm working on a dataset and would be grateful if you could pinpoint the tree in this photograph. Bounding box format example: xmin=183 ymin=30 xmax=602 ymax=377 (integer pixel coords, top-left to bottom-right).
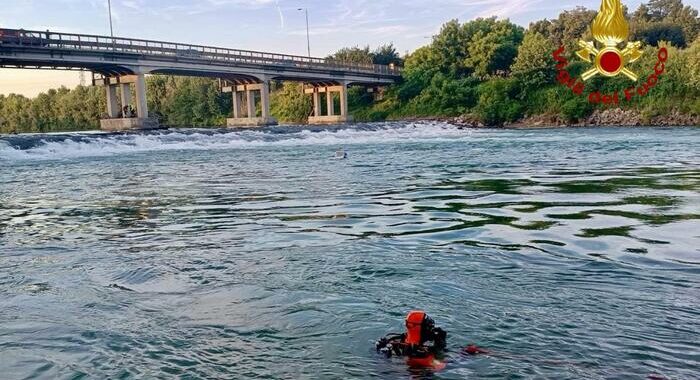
xmin=475 ymin=78 xmax=523 ymax=125
xmin=511 ymin=32 xmax=556 ymax=88
xmin=431 ymin=19 xmax=471 ymax=77
xmin=270 ymin=82 xmax=312 ymax=123
xmin=327 ymin=46 xmax=373 ymax=65
xmin=546 ymin=7 xmax=597 ymax=49
xmin=0 ymin=94 xmax=31 ymax=134
xmin=633 ymin=4 xmax=653 ymax=22
xmin=635 ymin=22 xmax=686 ymax=46
xmin=464 ymin=18 xmax=524 ymax=78
xmin=685 ymin=37 xmax=700 ymax=90
xmin=149 ymin=77 xmax=228 ymax=126
xmin=529 ymin=19 xmax=553 ymax=38
xmin=398 ymin=46 xmax=439 ymax=101
xmin=633 ymin=0 xmax=700 ymax=44
xmin=372 ymin=43 xmax=403 ymax=66
xmin=29 ymin=92 xmax=55 ymax=132
xmin=646 ymin=0 xmax=685 ymax=19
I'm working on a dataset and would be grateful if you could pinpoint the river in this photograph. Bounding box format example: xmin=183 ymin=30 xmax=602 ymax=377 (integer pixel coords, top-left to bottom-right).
xmin=1 ymin=123 xmax=699 ymax=379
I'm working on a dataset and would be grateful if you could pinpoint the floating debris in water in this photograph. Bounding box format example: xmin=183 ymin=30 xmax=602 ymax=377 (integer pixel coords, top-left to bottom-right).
xmin=24 ymin=282 xmax=51 ymax=294
xmin=108 ymin=283 xmax=135 ymax=292
xmin=334 ymin=148 xmax=348 ymax=159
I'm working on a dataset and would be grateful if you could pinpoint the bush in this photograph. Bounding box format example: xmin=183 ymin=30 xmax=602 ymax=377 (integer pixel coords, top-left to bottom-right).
xmin=270 ymin=82 xmax=312 ymax=123
xmin=475 ymin=79 xmax=524 ymax=125
xmin=634 ymin=23 xmax=686 ymax=48
xmin=561 ymin=98 xmax=592 ymax=123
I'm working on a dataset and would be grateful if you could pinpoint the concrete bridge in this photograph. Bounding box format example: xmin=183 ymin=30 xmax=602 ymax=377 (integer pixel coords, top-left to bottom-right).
xmin=0 ymin=28 xmax=401 ymax=130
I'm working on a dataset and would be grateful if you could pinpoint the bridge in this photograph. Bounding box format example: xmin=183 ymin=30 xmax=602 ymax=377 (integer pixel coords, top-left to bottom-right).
xmin=0 ymin=28 xmax=401 ymax=130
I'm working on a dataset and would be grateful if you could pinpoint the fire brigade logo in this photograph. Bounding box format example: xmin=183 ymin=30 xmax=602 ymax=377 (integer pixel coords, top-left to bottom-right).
xmin=576 ymin=0 xmax=643 ymax=81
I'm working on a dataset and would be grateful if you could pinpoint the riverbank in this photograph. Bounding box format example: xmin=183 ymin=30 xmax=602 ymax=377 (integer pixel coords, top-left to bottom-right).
xmin=405 ymin=108 xmax=700 ymax=129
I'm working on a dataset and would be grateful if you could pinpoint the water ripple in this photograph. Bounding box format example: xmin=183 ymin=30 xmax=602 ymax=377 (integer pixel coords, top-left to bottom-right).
xmin=1 ymin=125 xmax=699 ymax=379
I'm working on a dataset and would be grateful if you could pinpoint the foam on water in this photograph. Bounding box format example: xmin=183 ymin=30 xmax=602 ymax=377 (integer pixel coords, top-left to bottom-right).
xmin=0 ymin=122 xmax=475 ymax=161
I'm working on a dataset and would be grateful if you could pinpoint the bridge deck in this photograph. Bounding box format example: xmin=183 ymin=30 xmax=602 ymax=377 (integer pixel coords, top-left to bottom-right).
xmin=0 ymin=28 xmax=401 ymax=79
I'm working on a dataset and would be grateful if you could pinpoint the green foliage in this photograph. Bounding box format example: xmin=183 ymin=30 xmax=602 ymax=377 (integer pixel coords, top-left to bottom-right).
xmin=633 ymin=0 xmax=700 ymax=42
xmin=403 ymin=74 xmax=480 ymax=116
xmin=270 ymin=82 xmax=312 ymax=124
xmin=372 ymin=44 xmax=403 ymax=66
xmin=536 ymin=7 xmax=597 ymax=50
xmin=475 ymin=79 xmax=524 ymax=125
xmin=634 ymin=22 xmax=686 ymax=47
xmin=0 ymin=86 xmax=104 ymax=133
xmin=561 ymin=98 xmax=593 ymax=123
xmin=512 ymin=32 xmax=556 ymax=88
xmin=147 ymin=76 xmax=229 ymax=127
xmin=685 ymin=37 xmax=700 ymax=89
xmin=464 ymin=19 xmax=524 ymax=77
xmin=327 ymin=46 xmax=373 ymax=64
xmin=0 ymin=77 xmax=230 ymax=133
xmin=358 ymin=1 xmax=699 ymax=127
xmin=431 ymin=19 xmax=469 ymax=77
xmin=399 ymin=46 xmax=440 ymax=101
xmin=326 ymin=44 xmax=403 ymax=66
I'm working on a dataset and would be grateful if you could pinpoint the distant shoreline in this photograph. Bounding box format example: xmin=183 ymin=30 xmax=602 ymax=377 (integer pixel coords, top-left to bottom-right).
xmin=400 ymin=108 xmax=700 ymax=129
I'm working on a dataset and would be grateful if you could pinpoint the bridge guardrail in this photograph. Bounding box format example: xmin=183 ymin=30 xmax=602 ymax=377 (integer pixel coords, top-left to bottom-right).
xmin=0 ymin=28 xmax=402 ymax=77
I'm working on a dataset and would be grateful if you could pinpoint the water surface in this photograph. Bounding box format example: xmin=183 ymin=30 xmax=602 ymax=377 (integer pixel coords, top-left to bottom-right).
xmin=1 ymin=124 xmax=699 ymax=379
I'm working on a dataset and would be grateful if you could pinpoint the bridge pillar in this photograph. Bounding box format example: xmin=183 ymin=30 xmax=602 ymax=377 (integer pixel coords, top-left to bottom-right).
xmin=224 ymin=81 xmax=277 ymax=127
xmin=312 ymin=88 xmax=321 ymax=117
xmin=97 ymin=74 xmax=159 ymax=132
xmin=246 ymin=88 xmax=255 ymax=118
xmin=326 ymin=90 xmax=335 ymax=116
xmin=260 ymin=81 xmax=271 ymax=119
xmin=339 ymin=82 xmax=348 ymax=118
xmin=134 ymin=73 xmax=149 ymax=119
xmin=306 ymin=82 xmax=354 ymax=125
xmin=232 ymin=91 xmax=242 ymax=119
xmin=105 ymin=85 xmax=119 ymax=119
xmin=120 ymin=83 xmax=131 ymax=118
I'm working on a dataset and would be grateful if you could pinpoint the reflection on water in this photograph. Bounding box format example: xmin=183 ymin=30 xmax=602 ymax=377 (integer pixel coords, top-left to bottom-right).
xmin=1 ymin=124 xmax=699 ymax=379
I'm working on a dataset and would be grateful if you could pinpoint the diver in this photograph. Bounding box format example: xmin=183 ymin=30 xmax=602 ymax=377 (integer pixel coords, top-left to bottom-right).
xmin=334 ymin=147 xmax=348 ymax=159
xmin=376 ymin=311 xmax=605 ymax=373
xmin=375 ymin=310 xmax=448 ymax=368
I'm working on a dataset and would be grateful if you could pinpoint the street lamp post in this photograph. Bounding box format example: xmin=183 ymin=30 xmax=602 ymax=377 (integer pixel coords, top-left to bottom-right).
xmin=107 ymin=0 xmax=116 ymax=51
xmin=107 ymin=0 xmax=114 ymax=39
xmin=298 ymin=8 xmax=311 ymax=57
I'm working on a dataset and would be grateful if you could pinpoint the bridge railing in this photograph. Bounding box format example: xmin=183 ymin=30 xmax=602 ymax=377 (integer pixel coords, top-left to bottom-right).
xmin=0 ymin=28 xmax=402 ymax=76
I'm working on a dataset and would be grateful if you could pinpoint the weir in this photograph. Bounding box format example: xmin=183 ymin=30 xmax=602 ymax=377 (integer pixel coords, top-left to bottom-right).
xmin=0 ymin=28 xmax=401 ymax=131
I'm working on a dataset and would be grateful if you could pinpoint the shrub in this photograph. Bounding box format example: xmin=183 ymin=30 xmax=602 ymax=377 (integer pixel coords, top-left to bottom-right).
xmin=475 ymin=79 xmax=524 ymax=125
xmin=561 ymin=98 xmax=592 ymax=123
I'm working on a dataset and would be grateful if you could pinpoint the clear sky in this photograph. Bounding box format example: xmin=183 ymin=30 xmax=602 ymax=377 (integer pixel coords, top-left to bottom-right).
xmin=3 ymin=0 xmax=688 ymax=97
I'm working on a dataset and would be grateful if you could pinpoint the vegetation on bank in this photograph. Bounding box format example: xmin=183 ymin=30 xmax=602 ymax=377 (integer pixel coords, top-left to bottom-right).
xmin=350 ymin=0 xmax=700 ymax=126
xmin=0 ymin=0 xmax=698 ymax=133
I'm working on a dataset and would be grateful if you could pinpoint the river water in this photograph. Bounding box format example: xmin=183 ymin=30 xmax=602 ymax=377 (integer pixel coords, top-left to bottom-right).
xmin=1 ymin=123 xmax=699 ymax=379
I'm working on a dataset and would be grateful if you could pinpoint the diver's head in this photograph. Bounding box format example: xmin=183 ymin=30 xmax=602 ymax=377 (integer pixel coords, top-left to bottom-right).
xmin=404 ymin=310 xmax=436 ymax=346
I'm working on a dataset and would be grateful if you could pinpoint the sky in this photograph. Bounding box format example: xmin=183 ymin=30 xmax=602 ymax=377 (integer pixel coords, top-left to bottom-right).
xmin=2 ymin=0 xmax=692 ymax=97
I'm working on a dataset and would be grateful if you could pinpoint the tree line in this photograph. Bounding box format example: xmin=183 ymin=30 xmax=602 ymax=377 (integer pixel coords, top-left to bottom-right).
xmin=349 ymin=0 xmax=700 ymax=125
xmin=1 ymin=0 xmax=698 ymax=133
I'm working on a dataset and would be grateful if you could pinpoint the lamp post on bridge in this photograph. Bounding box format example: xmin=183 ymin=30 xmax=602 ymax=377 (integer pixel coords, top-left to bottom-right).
xmin=297 ymin=8 xmax=311 ymax=57
xmin=107 ymin=0 xmax=114 ymax=38
xmin=107 ymin=0 xmax=116 ymax=50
